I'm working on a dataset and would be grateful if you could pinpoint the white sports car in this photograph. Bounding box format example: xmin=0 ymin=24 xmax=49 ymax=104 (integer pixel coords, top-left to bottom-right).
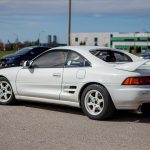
xmin=0 ymin=46 xmax=150 ymax=120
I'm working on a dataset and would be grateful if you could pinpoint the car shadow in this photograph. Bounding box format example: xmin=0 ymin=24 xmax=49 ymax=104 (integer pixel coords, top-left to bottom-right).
xmin=110 ymin=110 xmax=150 ymax=123
xmin=15 ymin=100 xmax=83 ymax=116
xmin=14 ymin=101 xmax=150 ymax=123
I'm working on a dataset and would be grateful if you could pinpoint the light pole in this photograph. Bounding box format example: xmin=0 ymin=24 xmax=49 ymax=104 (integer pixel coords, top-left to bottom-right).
xmin=68 ymin=0 xmax=71 ymax=46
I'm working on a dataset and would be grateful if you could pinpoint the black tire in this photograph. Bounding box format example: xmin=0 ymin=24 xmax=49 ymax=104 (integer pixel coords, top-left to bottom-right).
xmin=141 ymin=104 xmax=150 ymax=115
xmin=0 ymin=77 xmax=16 ymax=105
xmin=81 ymin=84 xmax=116 ymax=120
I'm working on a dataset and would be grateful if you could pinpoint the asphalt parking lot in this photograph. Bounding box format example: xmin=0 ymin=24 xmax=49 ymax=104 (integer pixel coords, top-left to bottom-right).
xmin=0 ymin=101 xmax=150 ymax=150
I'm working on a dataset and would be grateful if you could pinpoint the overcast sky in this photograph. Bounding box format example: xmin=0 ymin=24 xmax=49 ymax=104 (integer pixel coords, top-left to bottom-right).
xmin=0 ymin=0 xmax=150 ymax=43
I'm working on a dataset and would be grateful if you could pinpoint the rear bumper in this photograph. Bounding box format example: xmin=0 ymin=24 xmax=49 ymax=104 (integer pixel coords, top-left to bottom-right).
xmin=106 ymin=85 xmax=150 ymax=110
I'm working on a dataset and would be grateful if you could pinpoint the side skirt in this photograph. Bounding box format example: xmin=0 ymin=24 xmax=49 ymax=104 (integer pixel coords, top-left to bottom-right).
xmin=15 ymin=95 xmax=80 ymax=108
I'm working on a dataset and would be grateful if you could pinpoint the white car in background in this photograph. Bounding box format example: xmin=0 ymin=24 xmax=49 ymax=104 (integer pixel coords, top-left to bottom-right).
xmin=0 ymin=46 xmax=150 ymax=120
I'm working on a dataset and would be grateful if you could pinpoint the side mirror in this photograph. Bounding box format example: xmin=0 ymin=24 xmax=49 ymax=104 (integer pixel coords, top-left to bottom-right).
xmin=23 ymin=60 xmax=32 ymax=68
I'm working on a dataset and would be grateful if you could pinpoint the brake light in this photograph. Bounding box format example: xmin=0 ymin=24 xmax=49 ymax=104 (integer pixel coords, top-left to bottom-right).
xmin=122 ymin=77 xmax=150 ymax=85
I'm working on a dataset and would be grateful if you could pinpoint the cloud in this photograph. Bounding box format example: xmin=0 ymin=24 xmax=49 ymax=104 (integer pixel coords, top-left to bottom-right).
xmin=0 ymin=0 xmax=68 ymax=15
xmin=73 ymin=0 xmax=150 ymax=16
xmin=0 ymin=0 xmax=150 ymax=16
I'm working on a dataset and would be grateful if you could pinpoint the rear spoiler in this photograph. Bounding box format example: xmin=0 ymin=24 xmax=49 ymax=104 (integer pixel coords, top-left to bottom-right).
xmin=115 ymin=60 xmax=150 ymax=72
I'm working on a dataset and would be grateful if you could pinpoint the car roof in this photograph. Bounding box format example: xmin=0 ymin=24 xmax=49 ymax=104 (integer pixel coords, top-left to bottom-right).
xmin=52 ymin=46 xmax=111 ymax=52
xmin=52 ymin=46 xmax=133 ymax=54
xmin=51 ymin=46 xmax=118 ymax=67
xmin=51 ymin=46 xmax=141 ymax=62
xmin=51 ymin=46 xmax=133 ymax=56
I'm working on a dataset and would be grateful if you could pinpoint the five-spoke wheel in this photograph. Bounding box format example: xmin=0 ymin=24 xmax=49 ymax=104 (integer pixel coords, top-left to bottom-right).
xmin=81 ymin=84 xmax=115 ymax=120
xmin=0 ymin=77 xmax=15 ymax=105
xmin=84 ymin=90 xmax=104 ymax=116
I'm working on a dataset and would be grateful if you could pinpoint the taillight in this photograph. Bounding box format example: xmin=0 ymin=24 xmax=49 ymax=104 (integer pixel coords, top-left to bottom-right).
xmin=122 ymin=77 xmax=150 ymax=85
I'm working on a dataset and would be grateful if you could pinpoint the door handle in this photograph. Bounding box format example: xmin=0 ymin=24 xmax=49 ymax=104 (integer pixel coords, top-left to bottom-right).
xmin=53 ymin=73 xmax=61 ymax=77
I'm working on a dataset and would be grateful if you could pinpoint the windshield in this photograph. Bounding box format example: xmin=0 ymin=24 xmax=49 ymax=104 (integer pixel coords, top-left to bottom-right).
xmin=15 ymin=47 xmax=33 ymax=55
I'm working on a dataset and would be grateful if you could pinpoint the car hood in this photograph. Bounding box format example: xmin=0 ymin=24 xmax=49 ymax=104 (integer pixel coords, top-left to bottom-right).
xmin=114 ymin=60 xmax=150 ymax=72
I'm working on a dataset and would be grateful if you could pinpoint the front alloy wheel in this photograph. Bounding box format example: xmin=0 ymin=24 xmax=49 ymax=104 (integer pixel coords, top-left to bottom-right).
xmin=0 ymin=77 xmax=15 ymax=105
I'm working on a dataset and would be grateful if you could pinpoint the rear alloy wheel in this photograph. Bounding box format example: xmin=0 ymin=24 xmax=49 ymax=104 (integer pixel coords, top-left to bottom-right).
xmin=0 ymin=77 xmax=15 ymax=105
xmin=81 ymin=84 xmax=115 ymax=120
xmin=84 ymin=90 xmax=104 ymax=116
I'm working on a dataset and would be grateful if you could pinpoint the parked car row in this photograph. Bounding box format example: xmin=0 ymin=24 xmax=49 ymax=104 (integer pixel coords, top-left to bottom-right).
xmin=0 ymin=46 xmax=150 ymax=120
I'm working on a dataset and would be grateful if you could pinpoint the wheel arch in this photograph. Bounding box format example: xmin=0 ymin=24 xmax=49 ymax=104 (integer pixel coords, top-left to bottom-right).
xmin=0 ymin=75 xmax=9 ymax=80
xmin=0 ymin=75 xmax=16 ymax=95
xmin=78 ymin=82 xmax=114 ymax=107
xmin=0 ymin=75 xmax=16 ymax=104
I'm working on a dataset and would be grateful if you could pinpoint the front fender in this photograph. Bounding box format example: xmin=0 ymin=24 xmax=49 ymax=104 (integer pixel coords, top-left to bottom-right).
xmin=0 ymin=67 xmax=22 ymax=95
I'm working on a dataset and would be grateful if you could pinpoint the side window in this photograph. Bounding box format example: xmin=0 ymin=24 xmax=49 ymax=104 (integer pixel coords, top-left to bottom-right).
xmin=97 ymin=51 xmax=110 ymax=60
xmin=113 ymin=51 xmax=132 ymax=62
xmin=66 ymin=51 xmax=90 ymax=67
xmin=32 ymin=50 xmax=68 ymax=68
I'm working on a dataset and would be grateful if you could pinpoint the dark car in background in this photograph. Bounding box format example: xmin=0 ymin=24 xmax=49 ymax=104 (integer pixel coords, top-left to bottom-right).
xmin=0 ymin=46 xmax=50 ymax=68
xmin=140 ymin=50 xmax=150 ymax=59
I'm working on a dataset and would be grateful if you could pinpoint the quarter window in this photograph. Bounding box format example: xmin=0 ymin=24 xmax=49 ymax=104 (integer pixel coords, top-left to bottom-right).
xmin=66 ymin=51 xmax=90 ymax=67
xmin=32 ymin=50 xmax=68 ymax=68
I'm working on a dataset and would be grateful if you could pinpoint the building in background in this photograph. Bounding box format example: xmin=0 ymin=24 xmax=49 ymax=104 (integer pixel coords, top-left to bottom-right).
xmin=48 ymin=35 xmax=52 ymax=45
xmin=45 ymin=35 xmax=66 ymax=47
xmin=110 ymin=32 xmax=150 ymax=52
xmin=53 ymin=35 xmax=57 ymax=44
xmin=71 ymin=32 xmax=150 ymax=52
xmin=71 ymin=32 xmax=110 ymax=47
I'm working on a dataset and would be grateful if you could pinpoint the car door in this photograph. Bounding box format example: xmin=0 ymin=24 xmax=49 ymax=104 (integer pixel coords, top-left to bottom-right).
xmin=16 ymin=49 xmax=68 ymax=100
xmin=60 ymin=50 xmax=91 ymax=102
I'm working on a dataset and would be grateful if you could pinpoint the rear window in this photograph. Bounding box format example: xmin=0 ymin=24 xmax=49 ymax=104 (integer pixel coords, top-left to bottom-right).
xmin=90 ymin=50 xmax=132 ymax=63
